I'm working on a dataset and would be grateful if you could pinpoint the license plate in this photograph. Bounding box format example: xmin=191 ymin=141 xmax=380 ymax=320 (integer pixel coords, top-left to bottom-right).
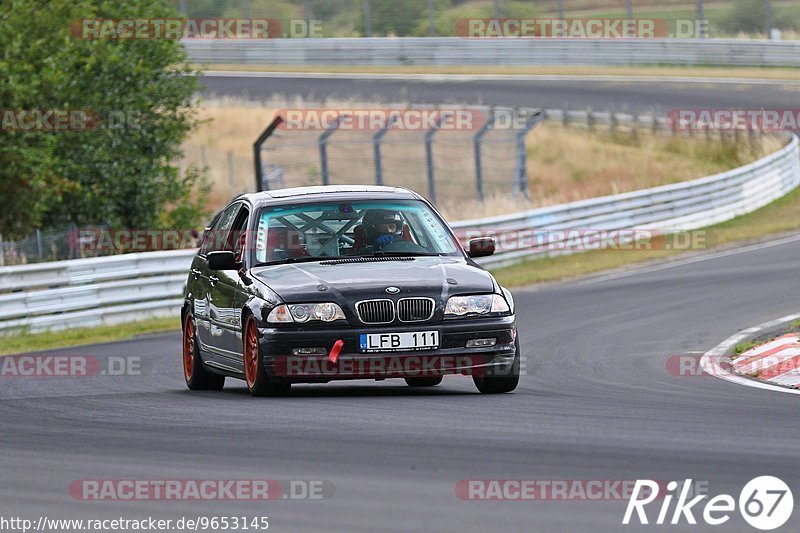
xmin=359 ymin=331 xmax=439 ymax=353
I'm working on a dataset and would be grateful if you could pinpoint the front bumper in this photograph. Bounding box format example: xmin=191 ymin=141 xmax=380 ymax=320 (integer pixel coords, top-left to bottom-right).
xmin=257 ymin=315 xmax=516 ymax=383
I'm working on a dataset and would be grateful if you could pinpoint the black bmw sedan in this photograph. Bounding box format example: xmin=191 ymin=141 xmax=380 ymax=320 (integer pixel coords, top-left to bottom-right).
xmin=181 ymin=185 xmax=520 ymax=396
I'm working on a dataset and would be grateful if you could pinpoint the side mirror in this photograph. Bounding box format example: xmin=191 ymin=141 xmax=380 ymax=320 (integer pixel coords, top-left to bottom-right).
xmin=207 ymin=250 xmax=239 ymax=270
xmin=468 ymin=237 xmax=496 ymax=258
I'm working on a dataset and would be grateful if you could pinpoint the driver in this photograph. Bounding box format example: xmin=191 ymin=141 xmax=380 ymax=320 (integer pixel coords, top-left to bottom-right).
xmin=358 ymin=209 xmax=405 ymax=251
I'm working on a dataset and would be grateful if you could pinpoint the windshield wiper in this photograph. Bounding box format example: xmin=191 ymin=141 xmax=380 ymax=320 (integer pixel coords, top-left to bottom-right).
xmin=360 ymin=251 xmax=441 ymax=257
xmin=255 ymin=256 xmax=329 ymax=266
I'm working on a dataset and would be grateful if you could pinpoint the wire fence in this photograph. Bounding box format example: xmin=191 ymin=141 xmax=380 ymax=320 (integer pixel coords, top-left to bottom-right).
xmin=257 ymin=107 xmax=544 ymax=206
xmin=260 ymin=121 xmax=523 ymax=203
xmin=2 ymin=106 xmax=777 ymax=266
xmin=0 ymin=227 xmax=101 ymax=267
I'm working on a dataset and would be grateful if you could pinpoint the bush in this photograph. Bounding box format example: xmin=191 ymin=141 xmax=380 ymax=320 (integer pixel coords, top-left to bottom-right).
xmin=718 ymin=0 xmax=765 ymax=35
xmin=0 ymin=0 xmax=203 ymax=239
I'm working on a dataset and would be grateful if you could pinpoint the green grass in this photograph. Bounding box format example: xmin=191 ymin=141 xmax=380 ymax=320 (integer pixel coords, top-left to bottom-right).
xmin=732 ymin=340 xmax=762 ymax=358
xmin=493 ymin=180 xmax=800 ymax=288
xmin=731 ymin=320 xmax=800 ymax=360
xmin=0 ymin=317 xmax=179 ymax=356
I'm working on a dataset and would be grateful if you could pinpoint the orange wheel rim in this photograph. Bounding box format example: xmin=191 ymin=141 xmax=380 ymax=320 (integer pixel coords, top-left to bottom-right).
xmin=244 ymin=320 xmax=258 ymax=388
xmin=183 ymin=317 xmax=195 ymax=381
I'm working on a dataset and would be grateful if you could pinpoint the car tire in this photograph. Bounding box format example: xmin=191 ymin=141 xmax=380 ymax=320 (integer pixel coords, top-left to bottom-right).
xmin=183 ymin=311 xmax=225 ymax=391
xmin=473 ymin=338 xmax=520 ymax=394
xmin=404 ymin=377 xmax=443 ymax=387
xmin=243 ymin=316 xmax=291 ymax=397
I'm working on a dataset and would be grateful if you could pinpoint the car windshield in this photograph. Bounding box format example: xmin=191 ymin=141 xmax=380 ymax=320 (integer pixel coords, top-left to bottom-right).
xmin=253 ymin=199 xmax=462 ymax=265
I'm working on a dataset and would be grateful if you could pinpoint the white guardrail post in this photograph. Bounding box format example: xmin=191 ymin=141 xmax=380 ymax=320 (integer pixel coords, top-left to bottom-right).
xmin=0 ymin=134 xmax=798 ymax=334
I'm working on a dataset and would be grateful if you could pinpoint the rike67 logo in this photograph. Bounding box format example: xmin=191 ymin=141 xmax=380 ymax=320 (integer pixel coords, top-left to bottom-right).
xmin=623 ymin=476 xmax=793 ymax=530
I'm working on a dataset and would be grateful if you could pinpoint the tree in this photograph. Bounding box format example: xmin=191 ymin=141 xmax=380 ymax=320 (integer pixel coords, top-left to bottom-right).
xmin=718 ymin=0 xmax=765 ymax=35
xmin=0 ymin=0 xmax=202 ymax=239
xmin=357 ymin=0 xmax=427 ymax=37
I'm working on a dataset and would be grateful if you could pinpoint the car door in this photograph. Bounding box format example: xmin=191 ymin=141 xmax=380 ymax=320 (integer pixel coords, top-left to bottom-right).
xmin=213 ymin=205 xmax=251 ymax=360
xmin=196 ymin=202 xmax=241 ymax=355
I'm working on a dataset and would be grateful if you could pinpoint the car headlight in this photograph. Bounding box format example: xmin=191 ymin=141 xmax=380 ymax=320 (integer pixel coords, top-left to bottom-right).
xmin=267 ymin=303 xmax=346 ymax=323
xmin=444 ymin=294 xmax=510 ymax=317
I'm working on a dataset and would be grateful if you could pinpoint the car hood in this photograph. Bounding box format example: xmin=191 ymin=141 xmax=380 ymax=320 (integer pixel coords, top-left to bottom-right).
xmin=249 ymin=256 xmax=495 ymax=303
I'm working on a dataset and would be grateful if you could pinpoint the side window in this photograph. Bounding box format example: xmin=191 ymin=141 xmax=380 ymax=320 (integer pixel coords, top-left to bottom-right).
xmin=201 ymin=203 xmax=242 ymax=256
xmin=198 ymin=211 xmax=223 ymax=256
xmin=230 ymin=207 xmax=250 ymax=264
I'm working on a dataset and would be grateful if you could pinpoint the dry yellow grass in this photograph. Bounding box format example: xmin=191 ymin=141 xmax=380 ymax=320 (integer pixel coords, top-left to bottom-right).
xmin=184 ymin=98 xmax=778 ymax=220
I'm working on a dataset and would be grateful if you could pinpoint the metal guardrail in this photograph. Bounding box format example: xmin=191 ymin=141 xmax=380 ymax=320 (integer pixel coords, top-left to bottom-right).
xmin=454 ymin=133 xmax=800 ymax=268
xmin=184 ymin=38 xmax=800 ymax=68
xmin=0 ymin=251 xmax=193 ymax=333
xmin=1 ymin=134 xmax=798 ymax=334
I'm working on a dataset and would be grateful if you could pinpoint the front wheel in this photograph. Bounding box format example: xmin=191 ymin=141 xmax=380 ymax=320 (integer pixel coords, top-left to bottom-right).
xmin=183 ymin=311 xmax=225 ymax=391
xmin=243 ymin=316 xmax=291 ymax=397
xmin=473 ymin=339 xmax=520 ymax=394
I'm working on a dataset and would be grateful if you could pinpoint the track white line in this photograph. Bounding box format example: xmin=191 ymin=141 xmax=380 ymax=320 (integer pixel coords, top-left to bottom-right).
xmin=567 ymin=233 xmax=800 ymax=288
xmin=201 ymin=70 xmax=800 ymax=86
xmin=701 ymin=313 xmax=800 ymax=396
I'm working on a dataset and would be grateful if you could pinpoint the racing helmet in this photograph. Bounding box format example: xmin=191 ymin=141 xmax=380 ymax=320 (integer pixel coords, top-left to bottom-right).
xmin=361 ymin=209 xmax=404 ymax=239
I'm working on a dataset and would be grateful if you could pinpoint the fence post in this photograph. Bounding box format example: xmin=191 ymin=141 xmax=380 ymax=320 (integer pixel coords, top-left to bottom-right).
xmin=425 ymin=111 xmax=452 ymax=205
xmin=36 ymin=229 xmax=43 ymax=262
xmin=68 ymin=223 xmax=76 ymax=260
xmin=373 ymin=114 xmax=396 ymax=186
xmin=514 ymin=110 xmax=545 ymax=199
xmin=0 ymin=233 xmax=4 ymax=267
xmin=227 ymin=151 xmax=235 ymax=193
xmin=253 ymin=115 xmax=284 ymax=191
xmin=427 ymin=0 xmax=436 ymax=36
xmin=473 ymin=110 xmax=495 ymax=202
xmin=696 ymin=0 xmax=706 ymax=38
xmin=363 ymin=0 xmax=372 ymax=36
xmin=319 ymin=115 xmax=345 ymax=186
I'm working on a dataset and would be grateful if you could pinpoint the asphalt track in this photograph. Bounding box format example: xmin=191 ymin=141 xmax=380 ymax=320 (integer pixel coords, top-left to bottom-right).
xmin=3 ymin=235 xmax=800 ymax=532
xmin=200 ymin=73 xmax=800 ymax=113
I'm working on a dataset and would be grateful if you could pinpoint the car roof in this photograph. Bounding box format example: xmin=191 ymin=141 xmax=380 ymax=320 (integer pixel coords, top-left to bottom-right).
xmin=239 ymin=185 xmax=423 ymax=208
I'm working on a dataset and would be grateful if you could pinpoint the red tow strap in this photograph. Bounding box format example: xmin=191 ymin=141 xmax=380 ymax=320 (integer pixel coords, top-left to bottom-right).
xmin=328 ymin=339 xmax=344 ymax=364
